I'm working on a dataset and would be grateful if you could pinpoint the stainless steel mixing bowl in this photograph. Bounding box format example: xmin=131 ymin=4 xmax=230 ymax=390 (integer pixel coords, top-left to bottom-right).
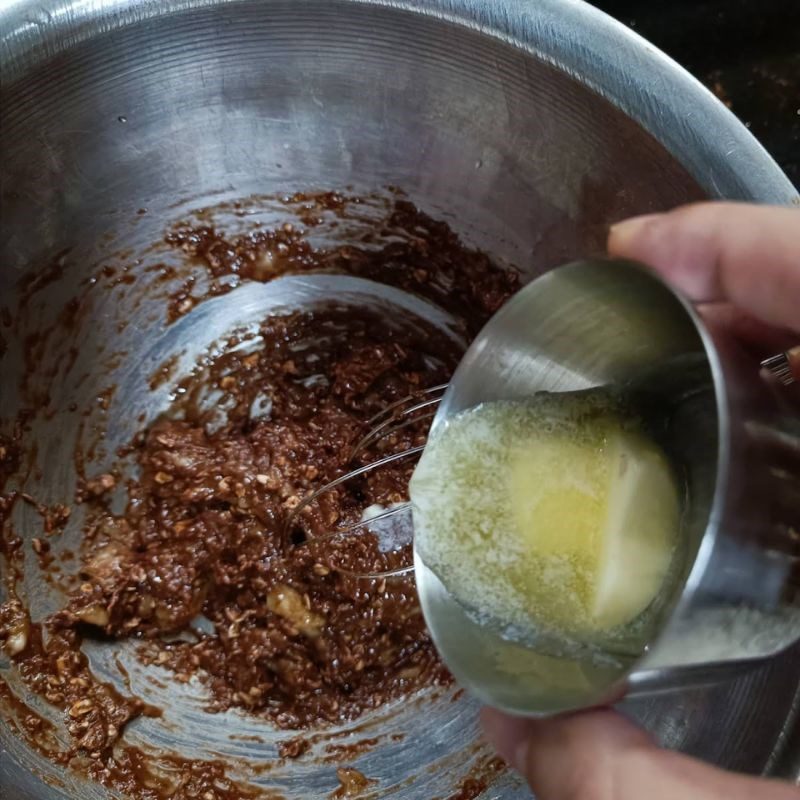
xmin=1 ymin=1 xmax=799 ymax=798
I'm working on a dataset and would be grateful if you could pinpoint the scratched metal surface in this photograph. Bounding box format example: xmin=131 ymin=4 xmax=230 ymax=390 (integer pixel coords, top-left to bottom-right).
xmin=1 ymin=1 xmax=798 ymax=798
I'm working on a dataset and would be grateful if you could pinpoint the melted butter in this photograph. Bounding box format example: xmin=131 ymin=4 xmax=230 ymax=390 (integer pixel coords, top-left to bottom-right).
xmin=410 ymin=393 xmax=682 ymax=647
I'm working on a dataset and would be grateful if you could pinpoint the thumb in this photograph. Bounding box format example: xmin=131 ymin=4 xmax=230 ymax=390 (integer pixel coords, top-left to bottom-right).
xmin=481 ymin=707 xmax=799 ymax=800
xmin=607 ymin=202 xmax=800 ymax=334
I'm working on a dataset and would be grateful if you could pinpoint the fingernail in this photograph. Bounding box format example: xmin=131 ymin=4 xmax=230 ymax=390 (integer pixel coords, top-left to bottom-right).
xmin=480 ymin=707 xmax=535 ymax=771
xmin=609 ymin=212 xmax=664 ymax=239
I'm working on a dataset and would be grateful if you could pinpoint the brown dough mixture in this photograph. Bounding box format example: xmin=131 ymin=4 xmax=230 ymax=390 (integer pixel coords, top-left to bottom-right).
xmin=0 ymin=192 xmax=520 ymax=796
xmin=68 ymin=305 xmax=462 ymax=729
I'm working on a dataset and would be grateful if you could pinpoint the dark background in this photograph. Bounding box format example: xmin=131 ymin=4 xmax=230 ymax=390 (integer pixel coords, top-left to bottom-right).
xmin=593 ymin=0 xmax=800 ymax=189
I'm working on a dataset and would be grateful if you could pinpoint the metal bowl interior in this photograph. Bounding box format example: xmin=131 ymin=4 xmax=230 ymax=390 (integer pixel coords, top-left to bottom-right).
xmin=1 ymin=1 xmax=799 ymax=798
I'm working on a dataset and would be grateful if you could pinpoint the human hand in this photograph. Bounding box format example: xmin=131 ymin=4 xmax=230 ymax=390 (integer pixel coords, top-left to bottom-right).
xmin=609 ymin=201 xmax=800 ymax=334
xmin=481 ymin=201 xmax=800 ymax=800
xmin=481 ymin=706 xmax=799 ymax=800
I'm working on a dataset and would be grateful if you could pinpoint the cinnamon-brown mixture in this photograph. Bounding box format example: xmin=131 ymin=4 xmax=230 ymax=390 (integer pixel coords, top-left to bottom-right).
xmin=0 ymin=191 xmax=520 ymax=797
xmin=67 ymin=305 xmax=461 ymax=729
xmin=331 ymin=766 xmax=375 ymax=798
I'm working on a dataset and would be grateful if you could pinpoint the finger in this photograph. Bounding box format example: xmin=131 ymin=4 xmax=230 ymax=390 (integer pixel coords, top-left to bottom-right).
xmin=607 ymin=202 xmax=800 ymax=333
xmin=698 ymin=306 xmax=800 ymax=398
xmin=481 ymin=706 xmax=798 ymax=800
xmin=482 ymin=707 xmax=659 ymax=800
xmin=696 ymin=302 xmax=798 ymax=358
xmin=790 ymin=345 xmax=800 ymax=381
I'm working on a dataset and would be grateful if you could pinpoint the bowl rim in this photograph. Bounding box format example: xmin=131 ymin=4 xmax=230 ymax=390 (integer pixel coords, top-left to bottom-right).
xmin=1 ymin=0 xmax=798 ymax=204
xmin=373 ymin=0 xmax=798 ymax=204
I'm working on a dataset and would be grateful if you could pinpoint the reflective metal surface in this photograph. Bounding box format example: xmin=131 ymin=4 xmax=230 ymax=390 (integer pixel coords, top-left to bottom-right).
xmin=420 ymin=258 xmax=800 ymax=714
xmin=1 ymin=0 xmax=799 ymax=797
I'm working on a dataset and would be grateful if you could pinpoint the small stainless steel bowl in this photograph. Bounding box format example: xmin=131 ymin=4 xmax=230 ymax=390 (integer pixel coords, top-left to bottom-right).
xmin=418 ymin=258 xmax=800 ymax=716
xmin=1 ymin=1 xmax=798 ymax=798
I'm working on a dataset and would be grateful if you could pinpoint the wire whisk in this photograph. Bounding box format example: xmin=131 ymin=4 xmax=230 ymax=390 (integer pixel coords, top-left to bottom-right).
xmin=284 ymin=384 xmax=447 ymax=580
